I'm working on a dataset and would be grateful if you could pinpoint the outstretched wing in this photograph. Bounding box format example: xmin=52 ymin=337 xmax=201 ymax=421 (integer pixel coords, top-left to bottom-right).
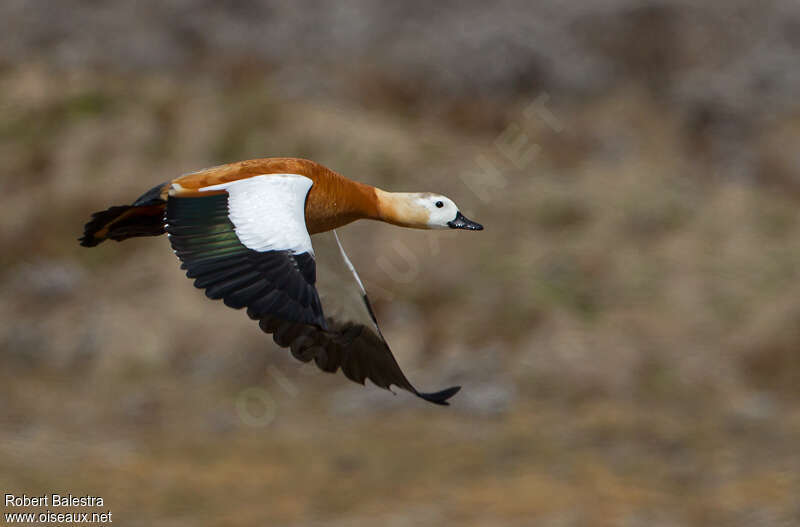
xmin=261 ymin=230 xmax=460 ymax=405
xmin=166 ymin=174 xmax=326 ymax=328
xmin=166 ymin=173 xmax=459 ymax=405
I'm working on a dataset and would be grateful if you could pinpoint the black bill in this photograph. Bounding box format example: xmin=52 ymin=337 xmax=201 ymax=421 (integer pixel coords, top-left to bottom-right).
xmin=448 ymin=211 xmax=483 ymax=230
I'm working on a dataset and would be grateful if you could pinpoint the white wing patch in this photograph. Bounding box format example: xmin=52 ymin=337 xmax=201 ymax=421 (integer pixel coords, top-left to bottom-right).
xmin=200 ymin=174 xmax=313 ymax=255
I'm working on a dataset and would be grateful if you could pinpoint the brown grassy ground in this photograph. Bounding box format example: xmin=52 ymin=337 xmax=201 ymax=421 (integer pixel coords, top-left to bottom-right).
xmin=2 ymin=11 xmax=800 ymax=523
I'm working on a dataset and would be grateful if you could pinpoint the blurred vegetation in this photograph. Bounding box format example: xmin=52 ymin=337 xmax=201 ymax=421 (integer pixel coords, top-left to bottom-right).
xmin=2 ymin=1 xmax=800 ymax=526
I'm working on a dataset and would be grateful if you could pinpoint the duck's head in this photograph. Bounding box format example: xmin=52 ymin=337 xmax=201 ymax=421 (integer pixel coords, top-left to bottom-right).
xmin=375 ymin=190 xmax=483 ymax=231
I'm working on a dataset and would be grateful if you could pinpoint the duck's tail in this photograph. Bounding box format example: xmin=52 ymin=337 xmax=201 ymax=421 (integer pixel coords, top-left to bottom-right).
xmin=79 ymin=182 xmax=168 ymax=247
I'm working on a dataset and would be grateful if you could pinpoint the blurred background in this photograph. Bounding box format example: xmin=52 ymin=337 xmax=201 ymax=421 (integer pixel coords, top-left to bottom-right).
xmin=2 ymin=1 xmax=800 ymax=525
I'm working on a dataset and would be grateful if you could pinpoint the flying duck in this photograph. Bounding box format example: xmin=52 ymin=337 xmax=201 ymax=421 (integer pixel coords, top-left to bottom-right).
xmin=80 ymin=158 xmax=483 ymax=405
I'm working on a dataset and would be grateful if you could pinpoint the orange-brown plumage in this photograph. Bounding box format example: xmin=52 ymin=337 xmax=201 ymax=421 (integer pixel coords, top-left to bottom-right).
xmin=82 ymin=156 xmax=482 ymax=247
xmin=171 ymin=158 xmax=380 ymax=234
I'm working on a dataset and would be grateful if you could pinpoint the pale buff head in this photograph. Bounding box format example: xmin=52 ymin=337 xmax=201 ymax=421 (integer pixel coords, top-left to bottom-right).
xmin=375 ymin=190 xmax=483 ymax=230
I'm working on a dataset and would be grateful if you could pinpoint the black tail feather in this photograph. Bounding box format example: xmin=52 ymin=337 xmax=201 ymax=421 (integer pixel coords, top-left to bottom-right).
xmin=79 ymin=182 xmax=167 ymax=247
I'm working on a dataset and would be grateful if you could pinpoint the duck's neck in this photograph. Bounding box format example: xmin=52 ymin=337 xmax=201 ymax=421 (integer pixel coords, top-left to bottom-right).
xmin=305 ymin=172 xmax=430 ymax=233
xmin=305 ymin=174 xmax=381 ymax=234
xmin=374 ymin=189 xmax=429 ymax=229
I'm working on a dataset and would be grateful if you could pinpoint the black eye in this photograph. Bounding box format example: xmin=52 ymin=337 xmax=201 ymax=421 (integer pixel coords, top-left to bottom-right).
xmin=435 ymin=201 xmax=444 ymax=208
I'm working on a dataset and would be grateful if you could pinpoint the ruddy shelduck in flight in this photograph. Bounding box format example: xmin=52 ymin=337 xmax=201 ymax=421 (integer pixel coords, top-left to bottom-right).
xmin=80 ymin=158 xmax=483 ymax=405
